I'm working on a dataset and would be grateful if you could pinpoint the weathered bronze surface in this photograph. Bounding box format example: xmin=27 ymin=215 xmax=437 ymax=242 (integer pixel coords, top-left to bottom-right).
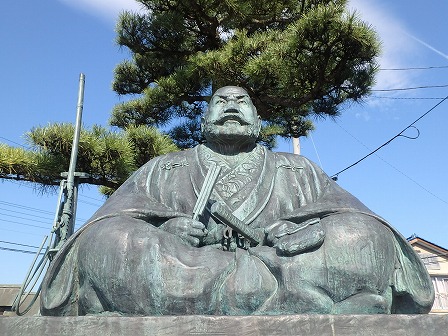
xmin=3 ymin=315 xmax=448 ymax=336
xmin=40 ymin=86 xmax=434 ymax=316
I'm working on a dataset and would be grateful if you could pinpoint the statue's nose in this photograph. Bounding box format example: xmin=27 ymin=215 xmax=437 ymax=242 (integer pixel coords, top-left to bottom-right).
xmin=224 ymin=101 xmax=239 ymax=113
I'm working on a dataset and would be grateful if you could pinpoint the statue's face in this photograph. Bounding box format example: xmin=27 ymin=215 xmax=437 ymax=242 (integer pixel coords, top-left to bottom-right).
xmin=202 ymin=86 xmax=261 ymax=144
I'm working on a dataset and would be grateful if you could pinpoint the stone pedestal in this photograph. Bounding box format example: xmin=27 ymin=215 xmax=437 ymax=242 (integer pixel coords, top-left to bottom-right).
xmin=1 ymin=314 xmax=447 ymax=336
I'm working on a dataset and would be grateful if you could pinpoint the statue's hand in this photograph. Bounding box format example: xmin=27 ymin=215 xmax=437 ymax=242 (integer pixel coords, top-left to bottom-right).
xmin=266 ymin=220 xmax=301 ymax=246
xmin=160 ymin=217 xmax=208 ymax=247
xmin=266 ymin=218 xmax=325 ymax=256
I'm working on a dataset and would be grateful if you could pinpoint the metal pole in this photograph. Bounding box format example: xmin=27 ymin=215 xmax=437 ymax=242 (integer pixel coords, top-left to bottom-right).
xmin=293 ymin=137 xmax=300 ymax=155
xmin=55 ymin=73 xmax=85 ymax=248
xmin=67 ymin=73 xmax=85 ymax=194
xmin=12 ymin=74 xmax=87 ymax=314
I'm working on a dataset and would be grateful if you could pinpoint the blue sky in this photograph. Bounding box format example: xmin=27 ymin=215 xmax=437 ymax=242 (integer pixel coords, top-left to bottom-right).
xmin=1 ymin=0 xmax=447 ymax=285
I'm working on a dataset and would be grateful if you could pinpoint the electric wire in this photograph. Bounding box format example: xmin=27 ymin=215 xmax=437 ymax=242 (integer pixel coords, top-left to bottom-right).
xmin=0 ymin=240 xmax=40 ymax=249
xmin=78 ymin=199 xmax=103 ymax=207
xmin=331 ymin=94 xmax=448 ymax=179
xmin=372 ymin=84 xmax=448 ymax=92
xmin=0 ymin=136 xmax=28 ymax=148
xmin=0 ymin=218 xmax=48 ymax=230
xmin=0 ymin=203 xmax=87 ymax=225
xmin=0 ymin=215 xmax=84 ymax=234
xmin=371 ymin=96 xmax=446 ymax=100
xmin=379 ymin=65 xmax=448 ymax=71
xmin=0 ymin=227 xmax=44 ymax=236
xmin=334 ymin=121 xmax=448 ymax=205
xmin=0 ymin=246 xmax=44 ymax=255
xmin=0 ymin=196 xmax=95 ymax=236
xmin=78 ymin=193 xmax=104 ymax=202
xmin=0 ymin=199 xmax=93 ymax=222
xmin=0 ymin=209 xmax=53 ymax=225
xmin=309 ymin=132 xmax=324 ymax=169
xmin=2 ymin=181 xmax=101 ymax=215
xmin=2 ymin=64 xmax=448 ymax=258
xmin=0 ymin=200 xmax=57 ymax=216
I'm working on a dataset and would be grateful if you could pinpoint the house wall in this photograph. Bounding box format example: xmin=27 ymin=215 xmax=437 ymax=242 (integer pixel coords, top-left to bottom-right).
xmin=0 ymin=285 xmax=40 ymax=316
xmin=411 ymin=241 xmax=448 ymax=314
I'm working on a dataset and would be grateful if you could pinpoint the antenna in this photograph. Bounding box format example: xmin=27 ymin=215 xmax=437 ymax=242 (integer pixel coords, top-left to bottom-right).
xmin=11 ymin=74 xmax=89 ymax=315
xmin=50 ymin=73 xmax=89 ymax=252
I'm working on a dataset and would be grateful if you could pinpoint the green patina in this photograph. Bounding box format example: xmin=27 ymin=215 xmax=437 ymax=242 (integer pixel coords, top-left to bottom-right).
xmin=40 ymin=87 xmax=434 ymax=316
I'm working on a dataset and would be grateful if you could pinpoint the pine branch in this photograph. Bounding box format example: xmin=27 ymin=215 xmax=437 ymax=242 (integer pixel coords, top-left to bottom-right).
xmin=112 ymin=0 xmax=380 ymax=148
xmin=0 ymin=124 xmax=178 ymax=195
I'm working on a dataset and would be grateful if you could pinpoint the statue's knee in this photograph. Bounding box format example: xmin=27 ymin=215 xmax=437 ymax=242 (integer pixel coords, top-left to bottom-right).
xmin=322 ymin=213 xmax=396 ymax=300
xmin=78 ymin=282 xmax=106 ymax=315
xmin=323 ymin=212 xmax=395 ymax=253
xmin=332 ymin=292 xmax=392 ymax=314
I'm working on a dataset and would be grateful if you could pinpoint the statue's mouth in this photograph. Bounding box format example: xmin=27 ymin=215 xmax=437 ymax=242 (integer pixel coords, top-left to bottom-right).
xmin=214 ymin=114 xmax=250 ymax=126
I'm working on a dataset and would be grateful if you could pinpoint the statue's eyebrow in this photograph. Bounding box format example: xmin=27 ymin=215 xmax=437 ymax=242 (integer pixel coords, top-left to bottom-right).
xmin=215 ymin=95 xmax=228 ymax=100
xmin=215 ymin=94 xmax=249 ymax=100
xmin=235 ymin=95 xmax=249 ymax=100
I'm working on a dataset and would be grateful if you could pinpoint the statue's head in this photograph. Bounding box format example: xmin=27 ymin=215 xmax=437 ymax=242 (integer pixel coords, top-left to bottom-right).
xmin=201 ymin=86 xmax=262 ymax=146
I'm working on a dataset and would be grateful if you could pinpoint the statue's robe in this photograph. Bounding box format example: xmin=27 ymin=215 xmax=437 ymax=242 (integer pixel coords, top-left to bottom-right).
xmin=41 ymin=145 xmax=434 ymax=316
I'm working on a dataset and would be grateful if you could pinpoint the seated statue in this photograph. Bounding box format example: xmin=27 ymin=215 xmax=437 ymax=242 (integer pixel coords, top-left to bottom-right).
xmin=41 ymin=86 xmax=434 ymax=316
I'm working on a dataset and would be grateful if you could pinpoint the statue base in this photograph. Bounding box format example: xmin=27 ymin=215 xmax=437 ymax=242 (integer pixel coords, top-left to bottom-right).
xmin=1 ymin=314 xmax=447 ymax=335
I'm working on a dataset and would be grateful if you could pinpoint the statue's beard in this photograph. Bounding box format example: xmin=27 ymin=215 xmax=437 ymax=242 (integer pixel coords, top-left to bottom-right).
xmin=202 ymin=121 xmax=260 ymax=147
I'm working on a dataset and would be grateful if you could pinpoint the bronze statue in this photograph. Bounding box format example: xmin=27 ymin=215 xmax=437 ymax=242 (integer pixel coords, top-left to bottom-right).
xmin=41 ymin=86 xmax=434 ymax=316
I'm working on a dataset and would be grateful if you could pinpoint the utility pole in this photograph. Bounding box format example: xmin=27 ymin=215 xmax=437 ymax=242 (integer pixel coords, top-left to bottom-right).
xmin=51 ymin=73 xmax=88 ymax=252
xmin=293 ymin=137 xmax=300 ymax=155
xmin=12 ymin=74 xmax=88 ymax=315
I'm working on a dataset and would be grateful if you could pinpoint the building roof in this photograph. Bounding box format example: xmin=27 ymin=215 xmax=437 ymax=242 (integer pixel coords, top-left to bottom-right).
xmin=407 ymin=235 xmax=448 ymax=256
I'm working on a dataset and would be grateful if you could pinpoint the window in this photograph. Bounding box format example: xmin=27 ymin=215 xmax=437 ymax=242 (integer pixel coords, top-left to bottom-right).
xmin=431 ymin=277 xmax=448 ymax=310
xmin=420 ymin=253 xmax=440 ymax=270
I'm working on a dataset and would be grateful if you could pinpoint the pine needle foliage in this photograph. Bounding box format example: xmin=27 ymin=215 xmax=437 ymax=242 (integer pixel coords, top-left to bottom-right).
xmin=0 ymin=124 xmax=178 ymax=194
xmin=112 ymin=0 xmax=380 ymax=148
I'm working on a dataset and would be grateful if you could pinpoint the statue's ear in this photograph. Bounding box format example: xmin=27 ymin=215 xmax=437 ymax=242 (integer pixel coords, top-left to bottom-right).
xmin=200 ymin=116 xmax=205 ymax=133
xmin=256 ymin=116 xmax=262 ymax=134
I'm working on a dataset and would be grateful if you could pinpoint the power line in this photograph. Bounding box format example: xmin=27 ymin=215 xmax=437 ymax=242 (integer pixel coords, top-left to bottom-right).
xmin=0 ymin=197 xmax=93 ymax=235
xmin=372 ymin=84 xmax=448 ymax=92
xmin=0 ymin=207 xmax=54 ymax=222
xmin=0 ymin=211 xmax=52 ymax=226
xmin=0 ymin=136 xmax=28 ymax=148
xmin=309 ymin=132 xmax=324 ymax=169
xmin=0 ymin=212 xmax=86 ymax=232
xmin=0 ymin=218 xmax=48 ymax=230
xmin=0 ymin=240 xmax=40 ymax=250
xmin=371 ymin=96 xmax=446 ymax=100
xmin=78 ymin=199 xmax=103 ymax=207
xmin=379 ymin=65 xmax=448 ymax=71
xmin=5 ymin=180 xmax=103 ymax=210
xmin=331 ymin=95 xmax=448 ymax=179
xmin=0 ymin=205 xmax=89 ymax=226
xmin=331 ymin=122 xmax=448 ymax=206
xmin=77 ymin=193 xmax=104 ymax=203
xmin=0 ymin=227 xmax=44 ymax=236
xmin=0 ymin=246 xmax=44 ymax=255
xmin=0 ymin=200 xmax=55 ymax=216
xmin=0 ymin=195 xmax=90 ymax=224
xmin=365 ymin=143 xmax=447 ymax=205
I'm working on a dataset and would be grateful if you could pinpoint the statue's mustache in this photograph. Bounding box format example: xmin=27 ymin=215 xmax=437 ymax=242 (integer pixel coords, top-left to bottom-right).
xmin=211 ymin=113 xmax=251 ymax=126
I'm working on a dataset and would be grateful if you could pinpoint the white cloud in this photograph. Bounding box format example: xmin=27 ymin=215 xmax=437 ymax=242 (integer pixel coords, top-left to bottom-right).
xmin=355 ymin=110 xmax=371 ymax=122
xmin=406 ymin=34 xmax=448 ymax=61
xmin=348 ymin=0 xmax=419 ymax=91
xmin=60 ymin=0 xmax=428 ymax=98
xmin=58 ymin=0 xmax=143 ymax=23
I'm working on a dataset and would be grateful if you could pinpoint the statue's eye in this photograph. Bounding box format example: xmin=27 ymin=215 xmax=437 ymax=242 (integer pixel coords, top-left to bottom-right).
xmin=216 ymin=99 xmax=226 ymax=105
xmin=238 ymin=99 xmax=248 ymax=105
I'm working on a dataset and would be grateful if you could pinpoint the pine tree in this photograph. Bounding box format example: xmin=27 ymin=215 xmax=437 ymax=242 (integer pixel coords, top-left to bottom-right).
xmin=0 ymin=124 xmax=178 ymax=196
xmin=112 ymin=0 xmax=380 ymax=148
xmin=1 ymin=0 xmax=380 ymax=195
